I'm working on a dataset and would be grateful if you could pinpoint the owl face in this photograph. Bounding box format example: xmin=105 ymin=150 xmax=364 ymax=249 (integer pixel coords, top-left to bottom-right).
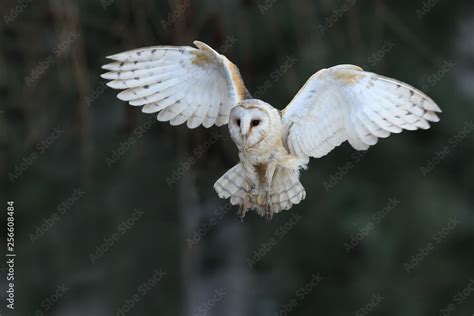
xmin=229 ymin=100 xmax=278 ymax=150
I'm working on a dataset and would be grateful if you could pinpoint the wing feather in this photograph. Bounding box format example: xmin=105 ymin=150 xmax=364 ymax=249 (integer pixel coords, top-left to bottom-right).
xmin=282 ymin=65 xmax=441 ymax=160
xmin=102 ymin=64 xmax=182 ymax=80
xmin=101 ymin=41 xmax=250 ymax=128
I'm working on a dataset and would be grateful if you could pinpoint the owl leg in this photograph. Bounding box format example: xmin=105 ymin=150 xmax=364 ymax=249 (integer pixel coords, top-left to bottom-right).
xmin=238 ymin=196 xmax=251 ymax=220
xmin=263 ymin=162 xmax=277 ymax=219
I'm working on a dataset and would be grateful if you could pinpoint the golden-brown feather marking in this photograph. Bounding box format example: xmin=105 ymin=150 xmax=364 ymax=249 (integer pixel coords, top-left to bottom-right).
xmin=228 ymin=61 xmax=251 ymax=100
xmin=190 ymin=50 xmax=213 ymax=66
xmin=333 ymin=71 xmax=364 ymax=85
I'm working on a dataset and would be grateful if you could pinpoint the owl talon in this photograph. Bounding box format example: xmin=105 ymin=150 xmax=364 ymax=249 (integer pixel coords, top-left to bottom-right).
xmin=263 ymin=186 xmax=273 ymax=220
xmin=264 ymin=203 xmax=273 ymax=220
xmin=264 ymin=195 xmax=273 ymax=220
xmin=238 ymin=198 xmax=251 ymax=219
xmin=238 ymin=205 xmax=248 ymax=219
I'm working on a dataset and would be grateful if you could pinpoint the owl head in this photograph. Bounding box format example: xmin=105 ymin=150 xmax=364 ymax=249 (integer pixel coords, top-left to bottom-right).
xmin=228 ymin=99 xmax=282 ymax=151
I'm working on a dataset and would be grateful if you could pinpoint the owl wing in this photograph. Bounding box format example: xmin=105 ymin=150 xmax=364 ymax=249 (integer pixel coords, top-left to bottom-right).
xmin=281 ymin=64 xmax=441 ymax=160
xmin=101 ymin=41 xmax=250 ymax=128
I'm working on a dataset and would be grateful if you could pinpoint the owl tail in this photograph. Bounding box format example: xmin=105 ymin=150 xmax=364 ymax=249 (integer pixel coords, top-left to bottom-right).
xmin=269 ymin=167 xmax=306 ymax=215
xmin=214 ymin=163 xmax=306 ymax=218
xmin=214 ymin=163 xmax=251 ymax=212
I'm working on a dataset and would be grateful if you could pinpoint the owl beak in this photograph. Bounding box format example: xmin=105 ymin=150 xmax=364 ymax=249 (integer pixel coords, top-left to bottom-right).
xmin=239 ymin=115 xmax=252 ymax=143
xmin=241 ymin=128 xmax=250 ymax=143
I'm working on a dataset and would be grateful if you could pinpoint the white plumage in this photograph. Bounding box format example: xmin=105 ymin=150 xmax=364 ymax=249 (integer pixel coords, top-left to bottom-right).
xmin=281 ymin=64 xmax=441 ymax=160
xmin=102 ymin=41 xmax=441 ymax=219
xmin=101 ymin=41 xmax=249 ymax=128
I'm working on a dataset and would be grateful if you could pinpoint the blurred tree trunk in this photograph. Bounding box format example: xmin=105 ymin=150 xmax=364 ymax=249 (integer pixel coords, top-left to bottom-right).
xmin=50 ymin=0 xmax=92 ymax=185
xmin=172 ymin=1 xmax=253 ymax=315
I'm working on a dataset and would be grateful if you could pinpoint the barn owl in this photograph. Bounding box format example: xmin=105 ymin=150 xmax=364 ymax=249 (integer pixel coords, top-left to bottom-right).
xmin=101 ymin=40 xmax=441 ymax=218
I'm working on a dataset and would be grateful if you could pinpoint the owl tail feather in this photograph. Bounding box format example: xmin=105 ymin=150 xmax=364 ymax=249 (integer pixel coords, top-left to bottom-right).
xmin=214 ymin=163 xmax=306 ymax=219
xmin=269 ymin=167 xmax=306 ymax=215
xmin=214 ymin=163 xmax=252 ymax=217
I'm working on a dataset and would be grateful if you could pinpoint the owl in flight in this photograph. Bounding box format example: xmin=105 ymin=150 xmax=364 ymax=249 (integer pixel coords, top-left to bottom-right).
xmin=101 ymin=41 xmax=441 ymax=219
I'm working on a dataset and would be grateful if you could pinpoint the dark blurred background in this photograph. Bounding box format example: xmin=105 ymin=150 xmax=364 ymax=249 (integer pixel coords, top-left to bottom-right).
xmin=1 ymin=0 xmax=473 ymax=315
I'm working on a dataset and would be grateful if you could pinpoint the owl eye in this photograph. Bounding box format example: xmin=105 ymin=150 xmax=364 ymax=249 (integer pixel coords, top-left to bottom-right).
xmin=251 ymin=119 xmax=260 ymax=127
xmin=235 ymin=119 xmax=241 ymax=126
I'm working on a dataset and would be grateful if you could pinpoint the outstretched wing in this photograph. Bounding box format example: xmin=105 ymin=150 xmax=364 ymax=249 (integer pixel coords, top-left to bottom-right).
xmin=282 ymin=64 xmax=441 ymax=160
xmin=101 ymin=41 xmax=250 ymax=128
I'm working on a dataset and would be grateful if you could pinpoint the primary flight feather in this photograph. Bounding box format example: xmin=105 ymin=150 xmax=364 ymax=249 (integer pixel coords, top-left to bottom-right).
xmin=101 ymin=40 xmax=441 ymax=219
